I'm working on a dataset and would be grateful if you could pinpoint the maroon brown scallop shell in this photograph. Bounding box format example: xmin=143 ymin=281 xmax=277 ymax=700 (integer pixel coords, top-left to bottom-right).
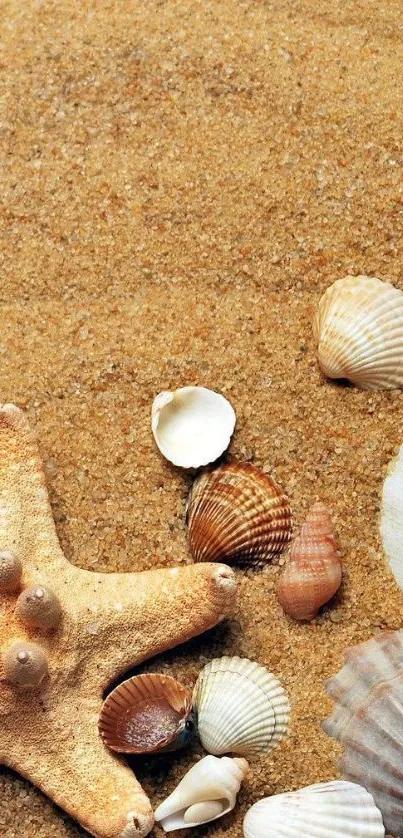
xmin=99 ymin=673 xmax=193 ymax=755
xmin=186 ymin=462 xmax=292 ymax=566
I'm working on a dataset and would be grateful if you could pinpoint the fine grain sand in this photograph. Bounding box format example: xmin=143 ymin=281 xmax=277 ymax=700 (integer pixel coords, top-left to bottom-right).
xmin=1 ymin=0 xmax=403 ymax=836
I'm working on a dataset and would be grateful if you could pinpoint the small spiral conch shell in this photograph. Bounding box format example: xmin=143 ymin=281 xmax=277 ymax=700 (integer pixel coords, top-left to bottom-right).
xmin=151 ymin=386 xmax=236 ymax=468
xmin=99 ymin=673 xmax=194 ymax=755
xmin=324 ymin=630 xmax=403 ymax=835
xmin=192 ymin=656 xmax=289 ymax=757
xmin=187 ymin=462 xmax=292 ymax=566
xmin=243 ymin=781 xmax=385 ymax=838
xmin=277 ymin=502 xmax=341 ymax=621
xmin=154 ymin=754 xmax=248 ymax=832
xmin=314 ymin=274 xmax=403 ymax=390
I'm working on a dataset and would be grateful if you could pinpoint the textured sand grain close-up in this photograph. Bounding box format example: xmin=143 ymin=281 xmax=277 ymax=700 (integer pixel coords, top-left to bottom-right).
xmin=0 ymin=0 xmax=403 ymax=836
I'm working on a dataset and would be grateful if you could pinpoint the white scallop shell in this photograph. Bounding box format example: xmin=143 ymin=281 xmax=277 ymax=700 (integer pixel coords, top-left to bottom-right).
xmin=313 ymin=275 xmax=403 ymax=390
xmin=151 ymin=386 xmax=236 ymax=468
xmin=192 ymin=656 xmax=289 ymax=757
xmin=243 ymin=781 xmax=385 ymax=838
xmin=154 ymin=754 xmax=248 ymax=832
xmin=323 ymin=630 xmax=403 ymax=835
xmin=380 ymin=442 xmax=403 ymax=589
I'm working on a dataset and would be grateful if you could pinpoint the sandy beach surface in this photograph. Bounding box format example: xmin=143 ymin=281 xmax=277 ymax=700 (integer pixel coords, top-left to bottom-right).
xmin=1 ymin=0 xmax=403 ymax=835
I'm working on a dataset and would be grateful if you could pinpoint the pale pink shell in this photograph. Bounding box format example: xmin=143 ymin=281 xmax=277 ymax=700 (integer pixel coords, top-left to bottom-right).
xmin=277 ymin=502 xmax=341 ymax=621
xmin=324 ymin=630 xmax=403 ymax=835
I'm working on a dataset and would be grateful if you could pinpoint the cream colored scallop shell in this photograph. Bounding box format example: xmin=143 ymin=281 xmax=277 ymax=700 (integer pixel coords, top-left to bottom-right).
xmin=154 ymin=754 xmax=248 ymax=832
xmin=187 ymin=462 xmax=292 ymax=565
xmin=192 ymin=656 xmax=289 ymax=758
xmin=314 ymin=275 xmax=403 ymax=390
xmin=243 ymin=781 xmax=385 ymax=838
xmin=151 ymin=386 xmax=236 ymax=468
xmin=323 ymin=630 xmax=403 ymax=835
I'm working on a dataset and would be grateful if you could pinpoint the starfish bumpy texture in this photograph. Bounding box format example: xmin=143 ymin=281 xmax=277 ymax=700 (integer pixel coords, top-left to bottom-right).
xmin=0 ymin=404 xmax=237 ymax=838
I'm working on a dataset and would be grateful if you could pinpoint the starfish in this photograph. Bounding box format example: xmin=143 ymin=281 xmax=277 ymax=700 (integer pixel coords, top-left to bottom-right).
xmin=0 ymin=404 xmax=236 ymax=838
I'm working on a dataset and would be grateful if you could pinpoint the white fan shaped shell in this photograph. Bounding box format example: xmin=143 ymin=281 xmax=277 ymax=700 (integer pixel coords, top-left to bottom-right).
xmin=324 ymin=631 xmax=403 ymax=835
xmin=154 ymin=755 xmax=248 ymax=832
xmin=243 ymin=781 xmax=385 ymax=838
xmin=151 ymin=386 xmax=236 ymax=468
xmin=193 ymin=656 xmax=289 ymax=757
xmin=380 ymin=442 xmax=403 ymax=590
xmin=314 ymin=275 xmax=403 ymax=390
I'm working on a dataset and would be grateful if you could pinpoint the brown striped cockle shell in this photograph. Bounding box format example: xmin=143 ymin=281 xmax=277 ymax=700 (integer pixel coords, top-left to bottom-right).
xmin=99 ymin=673 xmax=194 ymax=755
xmin=277 ymin=502 xmax=341 ymax=621
xmin=186 ymin=462 xmax=292 ymax=566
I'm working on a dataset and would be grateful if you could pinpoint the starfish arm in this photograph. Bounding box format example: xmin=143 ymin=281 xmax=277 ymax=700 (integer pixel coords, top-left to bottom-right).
xmin=75 ymin=562 xmax=237 ymax=692
xmin=3 ymin=696 xmax=154 ymax=838
xmin=0 ymin=404 xmax=65 ymax=576
xmin=0 ymin=403 xmax=237 ymax=838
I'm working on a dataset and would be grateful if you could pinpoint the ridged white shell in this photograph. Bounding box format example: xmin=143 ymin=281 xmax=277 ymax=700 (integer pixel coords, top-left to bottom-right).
xmin=243 ymin=781 xmax=385 ymax=838
xmin=187 ymin=462 xmax=292 ymax=566
xmin=314 ymin=275 xmax=403 ymax=390
xmin=192 ymin=656 xmax=289 ymax=757
xmin=154 ymin=754 xmax=248 ymax=832
xmin=380 ymin=442 xmax=403 ymax=589
xmin=324 ymin=630 xmax=403 ymax=835
xmin=151 ymin=386 xmax=236 ymax=468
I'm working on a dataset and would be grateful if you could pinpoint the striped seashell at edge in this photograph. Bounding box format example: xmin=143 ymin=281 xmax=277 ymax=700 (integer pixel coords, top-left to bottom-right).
xmin=186 ymin=462 xmax=292 ymax=566
xmin=277 ymin=502 xmax=342 ymax=621
xmin=243 ymin=781 xmax=385 ymax=838
xmin=192 ymin=656 xmax=290 ymax=758
xmin=313 ymin=274 xmax=403 ymax=390
xmin=154 ymin=754 xmax=248 ymax=832
xmin=323 ymin=630 xmax=403 ymax=835
xmin=99 ymin=673 xmax=194 ymax=754
xmin=380 ymin=441 xmax=403 ymax=590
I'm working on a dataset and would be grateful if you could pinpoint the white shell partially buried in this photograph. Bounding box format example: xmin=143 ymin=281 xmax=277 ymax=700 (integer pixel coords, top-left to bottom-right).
xmin=154 ymin=754 xmax=248 ymax=832
xmin=192 ymin=657 xmax=289 ymax=758
xmin=314 ymin=275 xmax=403 ymax=390
xmin=380 ymin=442 xmax=403 ymax=590
xmin=243 ymin=781 xmax=385 ymax=838
xmin=323 ymin=630 xmax=403 ymax=835
xmin=151 ymin=386 xmax=236 ymax=468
